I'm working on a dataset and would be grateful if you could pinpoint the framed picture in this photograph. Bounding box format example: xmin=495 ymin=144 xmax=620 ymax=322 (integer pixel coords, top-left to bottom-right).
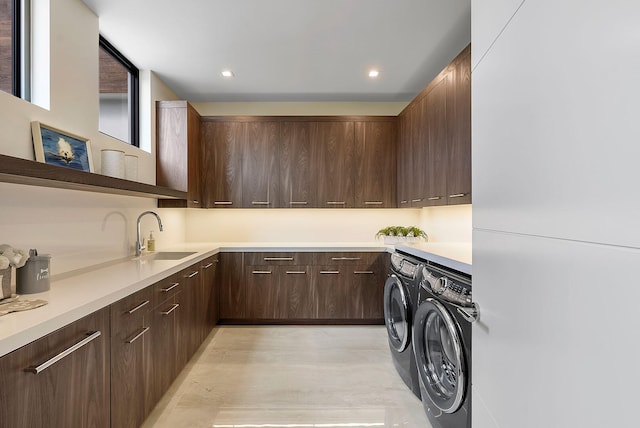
xmin=31 ymin=122 xmax=94 ymax=172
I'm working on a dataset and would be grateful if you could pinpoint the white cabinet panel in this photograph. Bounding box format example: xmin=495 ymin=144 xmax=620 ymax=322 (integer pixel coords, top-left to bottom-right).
xmin=472 ymin=0 xmax=640 ymax=248
xmin=472 ymin=230 xmax=640 ymax=428
xmin=471 ymin=0 xmax=525 ymax=70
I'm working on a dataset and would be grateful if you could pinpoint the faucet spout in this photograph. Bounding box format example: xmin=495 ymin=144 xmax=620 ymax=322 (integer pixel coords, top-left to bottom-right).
xmin=136 ymin=211 xmax=163 ymax=256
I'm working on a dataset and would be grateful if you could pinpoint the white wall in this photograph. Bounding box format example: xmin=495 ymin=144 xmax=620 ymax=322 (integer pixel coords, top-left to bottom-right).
xmin=472 ymin=0 xmax=640 ymax=426
xmin=419 ymin=204 xmax=472 ymax=243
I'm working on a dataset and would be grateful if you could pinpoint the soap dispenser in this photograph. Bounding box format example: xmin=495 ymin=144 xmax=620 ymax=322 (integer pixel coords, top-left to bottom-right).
xmin=147 ymin=231 xmax=156 ymax=252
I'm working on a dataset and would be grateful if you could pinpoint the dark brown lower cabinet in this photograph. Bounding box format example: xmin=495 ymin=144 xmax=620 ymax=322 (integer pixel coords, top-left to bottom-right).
xmin=348 ymin=266 xmax=385 ymax=320
xmin=283 ymin=266 xmax=315 ymax=319
xmin=219 ymin=252 xmax=245 ymax=320
xmin=314 ymin=266 xmax=349 ymax=319
xmin=152 ymin=292 xmax=181 ymax=401
xmin=245 ymin=265 xmax=284 ymax=319
xmin=0 ymin=308 xmax=111 ymax=428
xmin=201 ymin=255 xmax=219 ymax=332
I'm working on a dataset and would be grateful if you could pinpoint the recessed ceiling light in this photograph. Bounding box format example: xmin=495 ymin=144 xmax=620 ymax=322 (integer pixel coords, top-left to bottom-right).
xmin=221 ymin=70 xmax=234 ymax=78
xmin=368 ymin=69 xmax=380 ymax=78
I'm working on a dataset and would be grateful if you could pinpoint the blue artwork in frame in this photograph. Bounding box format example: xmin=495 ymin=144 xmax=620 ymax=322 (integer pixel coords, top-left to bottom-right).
xmin=31 ymin=122 xmax=94 ymax=172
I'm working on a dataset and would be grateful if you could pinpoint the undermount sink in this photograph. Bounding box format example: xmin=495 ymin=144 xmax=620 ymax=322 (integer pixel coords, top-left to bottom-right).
xmin=142 ymin=251 xmax=196 ymax=260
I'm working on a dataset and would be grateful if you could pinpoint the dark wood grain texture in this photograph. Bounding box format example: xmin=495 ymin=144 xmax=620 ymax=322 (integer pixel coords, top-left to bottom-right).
xmin=314 ymin=121 xmax=355 ymax=208
xmin=245 ymin=266 xmax=285 ymax=319
xmin=242 ymin=121 xmax=280 ymax=208
xmin=218 ymin=252 xmax=245 ymax=320
xmin=397 ymin=111 xmax=412 ymax=207
xmin=447 ymin=48 xmax=472 ymax=205
xmin=151 ymin=294 xmax=179 ymax=403
xmin=280 ymin=122 xmax=317 ymax=208
xmin=425 ymin=78 xmax=449 ymax=206
xmin=179 ymin=265 xmax=203 ymax=359
xmin=314 ymin=266 xmax=349 ymax=319
xmin=201 ymin=255 xmax=219 ymax=330
xmin=354 ymin=121 xmax=397 ymax=208
xmin=410 ymin=101 xmax=426 ymax=207
xmin=245 ymin=252 xmax=314 ymax=266
xmin=283 ymin=266 xmax=316 ymax=319
xmin=201 ymin=121 xmax=245 ymax=208
xmin=0 ymin=153 xmax=186 ymax=199
xmin=0 ymin=308 xmax=111 ymax=428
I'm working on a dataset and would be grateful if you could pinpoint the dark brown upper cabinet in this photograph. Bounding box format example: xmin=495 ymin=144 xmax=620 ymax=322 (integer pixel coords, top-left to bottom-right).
xmin=243 ymin=121 xmax=280 ymax=208
xmin=156 ymin=101 xmax=202 ymax=208
xmin=201 ymin=120 xmax=244 ymax=208
xmin=314 ymin=121 xmax=355 ymax=208
xmin=355 ymin=120 xmax=397 ymax=208
xmin=280 ymin=122 xmax=317 ymax=208
xmin=397 ymin=109 xmax=413 ymax=208
xmin=425 ymin=77 xmax=448 ymax=207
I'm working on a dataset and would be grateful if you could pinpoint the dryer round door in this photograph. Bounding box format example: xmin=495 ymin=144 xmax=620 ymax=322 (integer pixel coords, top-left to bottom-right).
xmin=413 ymin=297 xmax=466 ymax=413
xmin=384 ymin=275 xmax=411 ymax=352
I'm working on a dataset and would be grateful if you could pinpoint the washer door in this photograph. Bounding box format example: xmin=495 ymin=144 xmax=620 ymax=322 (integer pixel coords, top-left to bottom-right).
xmin=384 ymin=275 xmax=410 ymax=352
xmin=413 ymin=297 xmax=466 ymax=413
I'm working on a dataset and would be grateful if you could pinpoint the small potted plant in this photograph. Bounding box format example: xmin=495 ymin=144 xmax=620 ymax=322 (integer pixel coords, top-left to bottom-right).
xmin=375 ymin=226 xmax=428 ymax=244
xmin=0 ymin=244 xmax=30 ymax=299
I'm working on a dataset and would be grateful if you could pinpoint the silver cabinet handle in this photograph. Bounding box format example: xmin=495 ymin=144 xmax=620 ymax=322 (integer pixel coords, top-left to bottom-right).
xmin=251 ymin=201 xmax=270 ymax=205
xmin=320 ymin=271 xmax=340 ymax=274
xmin=185 ymin=271 xmax=199 ymax=278
xmin=331 ymin=257 xmax=361 ymax=261
xmin=400 ymin=200 xmax=408 ymax=204
xmin=252 ymin=270 xmax=272 ymax=274
xmin=411 ymin=199 xmax=422 ymax=203
xmin=364 ymin=201 xmax=383 ymax=205
xmin=214 ymin=201 xmax=233 ymax=205
xmin=127 ymin=300 xmax=150 ymax=314
xmin=428 ymin=196 xmax=442 ymax=201
xmin=457 ymin=303 xmax=480 ymax=323
xmin=354 ymin=271 xmax=374 ymax=274
xmin=160 ymin=303 xmax=180 ymax=315
xmin=161 ymin=282 xmax=179 ymax=292
xmin=126 ymin=327 xmax=150 ymax=344
xmin=25 ymin=331 xmax=102 ymax=374
xmin=264 ymin=257 xmax=294 ymax=261
xmin=326 ymin=201 xmax=346 ymax=205
xmin=286 ymin=271 xmax=306 ymax=274
xmin=449 ymin=193 xmax=467 ymax=198
xmin=192 ymin=200 xmax=200 ymax=204
xmin=203 ymin=262 xmax=214 ymax=269
xmin=290 ymin=201 xmax=308 ymax=205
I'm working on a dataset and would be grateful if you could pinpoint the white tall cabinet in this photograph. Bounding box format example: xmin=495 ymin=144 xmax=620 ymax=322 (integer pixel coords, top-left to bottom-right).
xmin=472 ymin=1 xmax=640 ymax=427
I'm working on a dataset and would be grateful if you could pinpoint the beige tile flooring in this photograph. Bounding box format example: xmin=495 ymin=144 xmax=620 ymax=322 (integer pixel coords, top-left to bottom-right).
xmin=142 ymin=325 xmax=430 ymax=428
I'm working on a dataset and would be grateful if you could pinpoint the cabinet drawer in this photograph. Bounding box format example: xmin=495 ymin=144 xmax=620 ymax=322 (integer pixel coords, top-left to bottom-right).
xmin=245 ymin=252 xmax=313 ymax=266
xmin=111 ymin=286 xmax=153 ymax=336
xmin=153 ymin=272 xmax=182 ymax=304
xmin=313 ymin=252 xmax=382 ymax=266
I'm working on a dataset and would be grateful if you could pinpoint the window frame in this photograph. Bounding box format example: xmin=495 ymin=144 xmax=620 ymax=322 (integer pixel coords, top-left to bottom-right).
xmin=98 ymin=35 xmax=139 ymax=147
xmin=5 ymin=0 xmax=29 ymax=98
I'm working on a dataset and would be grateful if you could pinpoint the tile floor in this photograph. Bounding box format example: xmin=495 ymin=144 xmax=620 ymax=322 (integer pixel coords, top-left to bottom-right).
xmin=142 ymin=325 xmax=430 ymax=428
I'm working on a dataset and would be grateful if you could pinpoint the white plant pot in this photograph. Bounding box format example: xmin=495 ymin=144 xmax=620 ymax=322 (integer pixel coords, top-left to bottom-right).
xmin=382 ymin=236 xmax=421 ymax=245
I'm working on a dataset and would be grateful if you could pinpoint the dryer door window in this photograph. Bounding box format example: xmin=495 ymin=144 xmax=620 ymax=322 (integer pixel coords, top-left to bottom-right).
xmin=384 ymin=275 xmax=410 ymax=352
xmin=414 ymin=297 xmax=466 ymax=413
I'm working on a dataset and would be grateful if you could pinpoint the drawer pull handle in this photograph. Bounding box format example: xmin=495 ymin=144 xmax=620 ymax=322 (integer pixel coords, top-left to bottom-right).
xmin=192 ymin=200 xmax=200 ymax=204
xmin=263 ymin=257 xmax=294 ymax=261
xmin=331 ymin=257 xmax=361 ymax=261
xmin=427 ymin=196 xmax=442 ymax=201
xmin=252 ymin=270 xmax=272 ymax=274
xmin=161 ymin=282 xmax=180 ymax=292
xmin=127 ymin=300 xmax=150 ymax=314
xmin=203 ymin=262 xmax=214 ymax=269
xmin=214 ymin=201 xmax=233 ymax=205
xmin=186 ymin=271 xmax=199 ymax=278
xmin=449 ymin=193 xmax=467 ymax=198
xmin=160 ymin=303 xmax=180 ymax=315
xmin=290 ymin=201 xmax=308 ymax=205
xmin=411 ymin=199 xmax=422 ymax=203
xmin=25 ymin=331 xmax=102 ymax=374
xmin=251 ymin=201 xmax=270 ymax=205
xmin=286 ymin=271 xmax=306 ymax=275
xmin=320 ymin=271 xmax=340 ymax=274
xmin=326 ymin=201 xmax=346 ymax=205
xmin=364 ymin=201 xmax=383 ymax=205
xmin=400 ymin=200 xmax=408 ymax=204
xmin=354 ymin=271 xmax=374 ymax=275
xmin=126 ymin=327 xmax=150 ymax=344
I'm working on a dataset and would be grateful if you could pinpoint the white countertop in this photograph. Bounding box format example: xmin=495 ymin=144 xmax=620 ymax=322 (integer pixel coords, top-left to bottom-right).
xmin=0 ymin=240 xmax=470 ymax=357
xmin=394 ymin=242 xmax=472 ymax=275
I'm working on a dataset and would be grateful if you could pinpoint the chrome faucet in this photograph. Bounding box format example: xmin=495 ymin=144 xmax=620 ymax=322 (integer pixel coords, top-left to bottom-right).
xmin=136 ymin=211 xmax=163 ymax=256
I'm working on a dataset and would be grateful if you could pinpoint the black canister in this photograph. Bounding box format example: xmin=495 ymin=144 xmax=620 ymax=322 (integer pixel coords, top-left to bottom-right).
xmin=16 ymin=249 xmax=51 ymax=294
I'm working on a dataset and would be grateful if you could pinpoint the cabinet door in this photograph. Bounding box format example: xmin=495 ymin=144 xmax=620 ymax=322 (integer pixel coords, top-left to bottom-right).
xmin=282 ymin=266 xmax=315 ymax=319
xmin=245 ymin=266 xmax=284 ymax=319
xmin=218 ymin=252 xmax=245 ymax=320
xmin=410 ymin=101 xmax=427 ymax=207
xmin=347 ymin=258 xmax=387 ymax=320
xmin=151 ymin=295 xmax=179 ymax=402
xmin=354 ymin=121 xmax=397 ymax=208
xmin=243 ymin=121 xmax=280 ymax=208
xmin=314 ymin=121 xmax=355 ymax=208
xmin=425 ymin=78 xmax=449 ymax=206
xmin=201 ymin=255 xmax=219 ymax=331
xmin=0 ymin=308 xmax=110 ymax=428
xmin=280 ymin=122 xmax=317 ymax=208
xmin=314 ymin=266 xmax=349 ymax=319
xmin=187 ymin=104 xmax=202 ymax=207
xmin=446 ymin=50 xmax=472 ymax=205
xmin=179 ymin=265 xmax=202 ymax=359
xmin=201 ymin=121 xmax=244 ymax=208
xmin=397 ymin=111 xmax=412 ymax=208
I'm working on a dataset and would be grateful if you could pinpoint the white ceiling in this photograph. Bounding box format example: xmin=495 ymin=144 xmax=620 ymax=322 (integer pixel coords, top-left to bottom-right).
xmin=81 ymin=0 xmax=470 ymax=103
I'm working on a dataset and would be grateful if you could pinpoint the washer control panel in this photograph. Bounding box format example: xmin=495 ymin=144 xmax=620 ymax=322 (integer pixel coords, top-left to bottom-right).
xmin=421 ymin=266 xmax=472 ymax=307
